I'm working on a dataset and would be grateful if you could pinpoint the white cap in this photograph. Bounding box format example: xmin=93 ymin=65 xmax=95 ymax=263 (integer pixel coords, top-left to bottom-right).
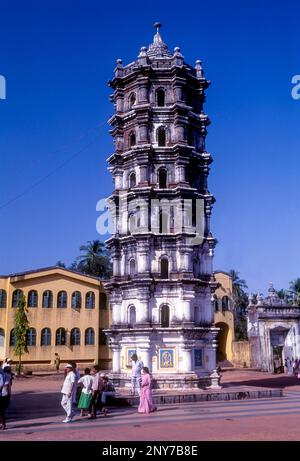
xmin=65 ymin=363 xmax=73 ymax=369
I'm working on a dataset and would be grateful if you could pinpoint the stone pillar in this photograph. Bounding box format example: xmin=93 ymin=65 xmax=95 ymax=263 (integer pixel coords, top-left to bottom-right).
xmin=110 ymin=292 xmax=122 ymax=325
xmin=137 ymin=238 xmax=150 ymax=274
xmin=205 ymin=338 xmax=217 ymax=371
xmin=139 ymin=125 xmax=148 ymax=144
xmin=182 ymin=299 xmax=192 ymax=322
xmin=137 ymin=297 xmax=149 ymax=324
xmin=111 ymin=345 xmax=121 ymax=373
xmin=180 ymin=248 xmax=193 ymax=276
xmin=112 ymin=303 xmax=121 ymax=325
xmin=139 ymin=347 xmax=151 ymax=371
xmin=139 ymin=202 xmax=149 ymax=232
xmin=180 ymin=251 xmax=189 ymax=271
xmin=114 ymin=170 xmax=123 ymax=190
xmin=139 ymin=164 xmax=149 ymax=185
xmin=113 ymin=255 xmax=121 ymax=277
xmin=139 ymin=84 xmax=148 ymax=103
xmin=116 ymin=97 xmax=123 ymax=112
xmin=175 ymin=164 xmax=185 ymax=183
xmin=180 ymin=346 xmax=193 ymax=373
xmin=175 ymin=125 xmax=185 ymax=143
xmin=174 ymin=85 xmax=182 ymax=102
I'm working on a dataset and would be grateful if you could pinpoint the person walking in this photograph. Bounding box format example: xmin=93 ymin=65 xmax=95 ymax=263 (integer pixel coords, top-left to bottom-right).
xmin=130 ymin=354 xmax=143 ymax=396
xmin=61 ymin=364 xmax=76 ymax=423
xmin=54 ymin=353 xmax=61 ymax=373
xmin=89 ymin=365 xmax=104 ymax=419
xmin=285 ymin=357 xmax=293 ymax=375
xmin=100 ymin=376 xmax=116 ymax=416
xmin=0 ymin=366 xmax=12 ymax=430
xmin=138 ymin=367 xmax=157 ymax=414
xmin=70 ymin=362 xmax=81 ymax=405
xmin=293 ymin=357 xmax=299 ymax=376
xmin=77 ymin=368 xmax=93 ymax=417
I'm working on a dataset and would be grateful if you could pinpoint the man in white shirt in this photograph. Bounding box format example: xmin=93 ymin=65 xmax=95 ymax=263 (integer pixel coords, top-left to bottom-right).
xmin=70 ymin=362 xmax=80 ymax=404
xmin=2 ymin=358 xmax=12 ymax=370
xmin=61 ymin=364 xmax=76 ymax=423
xmin=130 ymin=354 xmax=143 ymax=396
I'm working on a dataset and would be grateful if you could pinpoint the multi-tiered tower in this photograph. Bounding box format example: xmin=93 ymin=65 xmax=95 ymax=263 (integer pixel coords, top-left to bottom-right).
xmin=104 ymin=24 xmax=219 ymax=388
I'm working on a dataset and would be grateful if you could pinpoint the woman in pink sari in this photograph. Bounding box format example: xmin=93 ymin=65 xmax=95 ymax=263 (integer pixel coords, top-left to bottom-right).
xmin=138 ymin=367 xmax=157 ymax=414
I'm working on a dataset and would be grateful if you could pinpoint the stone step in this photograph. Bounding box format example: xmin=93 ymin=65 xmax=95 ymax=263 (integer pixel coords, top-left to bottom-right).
xmin=112 ymin=386 xmax=282 ymax=406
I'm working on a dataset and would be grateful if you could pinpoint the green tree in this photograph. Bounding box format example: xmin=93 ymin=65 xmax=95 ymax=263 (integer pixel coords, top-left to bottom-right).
xmin=14 ymin=294 xmax=29 ymax=375
xmin=229 ymin=270 xmax=248 ymax=305
xmin=276 ymin=289 xmax=286 ymax=300
xmin=56 ymin=260 xmax=66 ymax=268
xmin=74 ymin=240 xmax=112 ymax=279
xmin=229 ymin=270 xmax=249 ymax=341
xmin=289 ymin=278 xmax=300 ymax=306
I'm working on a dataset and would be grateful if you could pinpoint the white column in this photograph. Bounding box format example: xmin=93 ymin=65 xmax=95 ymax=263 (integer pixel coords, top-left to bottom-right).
xmin=139 ymin=347 xmax=151 ymax=371
xmin=116 ymin=97 xmax=123 ymax=112
xmin=182 ymin=299 xmax=192 ymax=322
xmin=112 ymin=346 xmax=121 ymax=373
xmin=180 ymin=251 xmax=189 ymax=271
xmin=137 ymin=249 xmax=149 ymax=274
xmin=205 ymin=342 xmax=217 ymax=372
xmin=137 ymin=299 xmax=149 ymax=323
xmin=179 ymin=347 xmax=193 ymax=373
xmin=115 ymin=172 xmax=123 ymax=190
xmin=112 ymin=303 xmax=121 ymax=325
xmin=113 ymin=257 xmax=121 ymax=276
xmin=140 ymin=204 xmax=149 ymax=232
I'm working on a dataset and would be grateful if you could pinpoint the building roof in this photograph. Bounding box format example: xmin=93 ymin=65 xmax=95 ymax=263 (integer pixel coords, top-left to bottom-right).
xmin=213 ymin=270 xmax=232 ymax=278
xmin=0 ymin=266 xmax=104 ymax=283
xmin=251 ymin=282 xmax=298 ymax=308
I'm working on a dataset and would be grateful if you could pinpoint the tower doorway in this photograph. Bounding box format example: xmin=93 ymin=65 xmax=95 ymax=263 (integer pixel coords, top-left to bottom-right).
xmin=270 ymin=327 xmax=289 ymax=374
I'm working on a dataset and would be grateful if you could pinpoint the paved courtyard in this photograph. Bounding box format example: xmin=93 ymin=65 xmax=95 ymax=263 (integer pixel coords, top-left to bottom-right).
xmin=2 ymin=369 xmax=300 ymax=441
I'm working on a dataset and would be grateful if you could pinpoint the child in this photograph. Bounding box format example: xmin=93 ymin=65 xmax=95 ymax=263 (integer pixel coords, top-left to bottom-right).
xmin=77 ymin=368 xmax=93 ymax=417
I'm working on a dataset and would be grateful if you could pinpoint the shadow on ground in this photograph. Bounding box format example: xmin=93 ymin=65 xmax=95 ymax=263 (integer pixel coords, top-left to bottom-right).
xmin=223 ymin=375 xmax=299 ymax=389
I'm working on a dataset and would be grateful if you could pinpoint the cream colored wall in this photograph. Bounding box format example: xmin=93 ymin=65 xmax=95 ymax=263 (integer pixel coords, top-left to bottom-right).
xmin=0 ymin=269 xmax=112 ymax=370
xmin=232 ymin=341 xmax=250 ymax=367
xmin=214 ymin=271 xmax=234 ymax=362
xmin=0 ymin=278 xmax=9 ymax=360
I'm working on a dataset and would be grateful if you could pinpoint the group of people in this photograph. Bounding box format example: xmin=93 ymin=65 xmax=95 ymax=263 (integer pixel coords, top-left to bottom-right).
xmin=285 ymin=356 xmax=300 ymax=377
xmin=60 ymin=353 xmax=157 ymax=423
xmin=1 ymin=353 xmax=157 ymax=428
xmin=61 ymin=362 xmax=116 ymax=423
xmin=0 ymin=358 xmax=13 ymax=430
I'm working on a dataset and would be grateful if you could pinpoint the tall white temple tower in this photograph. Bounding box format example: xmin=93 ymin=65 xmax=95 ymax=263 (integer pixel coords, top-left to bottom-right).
xmin=105 ymin=24 xmax=219 ymax=388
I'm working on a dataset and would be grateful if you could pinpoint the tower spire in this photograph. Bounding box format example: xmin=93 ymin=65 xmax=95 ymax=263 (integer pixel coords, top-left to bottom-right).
xmin=148 ymin=22 xmax=170 ymax=57
xmin=154 ymin=21 xmax=161 ymax=33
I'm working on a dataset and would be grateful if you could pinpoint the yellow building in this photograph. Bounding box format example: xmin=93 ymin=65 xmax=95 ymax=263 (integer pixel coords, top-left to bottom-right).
xmin=213 ymin=271 xmax=234 ymax=364
xmin=0 ymin=266 xmax=111 ymax=371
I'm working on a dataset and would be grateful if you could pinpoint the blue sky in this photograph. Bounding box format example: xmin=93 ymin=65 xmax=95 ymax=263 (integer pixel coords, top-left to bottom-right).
xmin=0 ymin=0 xmax=299 ymax=294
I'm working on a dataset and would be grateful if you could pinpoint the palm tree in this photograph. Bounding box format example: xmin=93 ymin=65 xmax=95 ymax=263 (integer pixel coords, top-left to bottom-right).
xmin=289 ymin=278 xmax=300 ymax=306
xmin=229 ymin=270 xmax=248 ymax=341
xmin=56 ymin=260 xmax=66 ymax=268
xmin=76 ymin=240 xmax=111 ymax=279
xmin=229 ymin=269 xmax=248 ymax=302
xmin=276 ymin=289 xmax=286 ymax=300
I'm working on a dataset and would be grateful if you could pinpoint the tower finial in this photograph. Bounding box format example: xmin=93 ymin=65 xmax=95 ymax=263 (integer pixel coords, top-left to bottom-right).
xmin=153 ymin=22 xmax=162 ymax=33
xmin=148 ymin=22 xmax=169 ymax=57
